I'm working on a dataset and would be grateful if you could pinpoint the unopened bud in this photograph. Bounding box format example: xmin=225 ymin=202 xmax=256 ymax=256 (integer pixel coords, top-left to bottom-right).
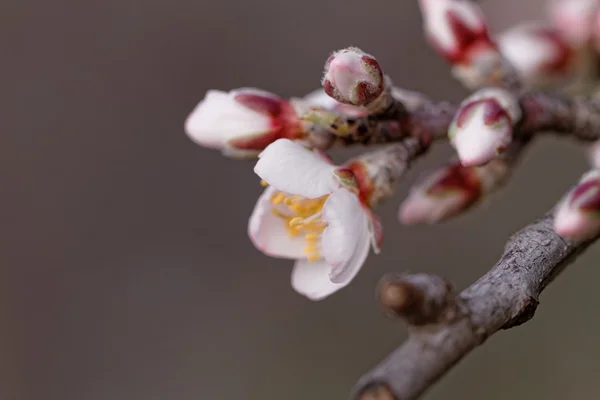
xmin=498 ymin=23 xmax=574 ymax=88
xmin=419 ymin=0 xmax=495 ymax=65
xmin=398 ymin=161 xmax=482 ymax=224
xmin=449 ymin=88 xmax=520 ymax=167
xmin=185 ymin=88 xmax=303 ymax=157
xmin=554 ymin=169 xmax=600 ymax=240
xmin=322 ymin=47 xmax=384 ymax=107
xmin=549 ymin=0 xmax=599 ymax=46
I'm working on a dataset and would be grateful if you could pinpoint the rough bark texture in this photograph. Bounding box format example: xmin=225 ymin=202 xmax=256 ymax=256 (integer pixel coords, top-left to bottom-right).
xmin=353 ymin=211 xmax=596 ymax=400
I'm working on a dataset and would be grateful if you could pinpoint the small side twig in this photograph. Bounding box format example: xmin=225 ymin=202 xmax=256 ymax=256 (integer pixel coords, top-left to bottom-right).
xmin=353 ymin=209 xmax=597 ymax=400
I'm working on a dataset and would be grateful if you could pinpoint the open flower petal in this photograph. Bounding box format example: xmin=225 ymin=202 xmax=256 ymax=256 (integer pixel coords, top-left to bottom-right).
xmin=291 ymin=259 xmax=346 ymax=300
xmin=248 ymin=186 xmax=308 ymax=259
xmin=320 ymin=188 xmax=371 ymax=284
xmin=254 ymin=139 xmax=338 ymax=199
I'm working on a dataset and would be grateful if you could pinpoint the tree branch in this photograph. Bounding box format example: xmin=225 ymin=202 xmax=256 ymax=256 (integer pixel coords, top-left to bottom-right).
xmin=353 ymin=209 xmax=597 ymax=400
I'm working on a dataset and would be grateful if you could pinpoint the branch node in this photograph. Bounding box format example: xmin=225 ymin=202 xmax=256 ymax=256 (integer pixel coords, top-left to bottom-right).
xmin=502 ymin=296 xmax=539 ymax=329
xmin=377 ymin=274 xmax=456 ymax=326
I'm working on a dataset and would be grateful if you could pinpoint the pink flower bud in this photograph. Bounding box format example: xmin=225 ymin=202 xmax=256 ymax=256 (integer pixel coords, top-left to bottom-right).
xmin=322 ymin=47 xmax=384 ymax=106
xmin=498 ymin=23 xmax=574 ymax=87
xmin=549 ymin=0 xmax=599 ymax=46
xmin=449 ymin=88 xmax=520 ymax=167
xmin=554 ymin=169 xmax=600 ymax=240
xmin=419 ymin=0 xmax=496 ymax=65
xmin=399 ymin=161 xmax=482 ymax=224
xmin=185 ymin=88 xmax=303 ymax=156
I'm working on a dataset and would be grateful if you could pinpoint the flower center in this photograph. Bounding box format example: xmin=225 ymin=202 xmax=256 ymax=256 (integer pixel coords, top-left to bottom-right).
xmin=262 ymin=181 xmax=328 ymax=262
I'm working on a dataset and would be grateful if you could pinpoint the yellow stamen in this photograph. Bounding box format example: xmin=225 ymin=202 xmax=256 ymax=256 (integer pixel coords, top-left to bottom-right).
xmin=268 ymin=190 xmax=329 ymax=262
xmin=304 ymin=243 xmax=318 ymax=253
xmin=270 ymin=192 xmax=285 ymax=205
xmin=270 ymin=208 xmax=291 ymax=220
xmin=284 ymin=195 xmax=299 ymax=206
xmin=307 ymin=253 xmax=321 ymax=262
xmin=289 ymin=217 xmax=305 ymax=227
xmin=260 ymin=179 xmax=269 ymax=187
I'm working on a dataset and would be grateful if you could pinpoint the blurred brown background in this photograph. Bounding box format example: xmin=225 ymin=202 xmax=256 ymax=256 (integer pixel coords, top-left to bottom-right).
xmin=3 ymin=0 xmax=599 ymax=399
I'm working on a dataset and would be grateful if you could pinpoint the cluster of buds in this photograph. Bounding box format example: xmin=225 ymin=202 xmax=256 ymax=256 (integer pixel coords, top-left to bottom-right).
xmin=183 ymin=0 xmax=600 ymax=300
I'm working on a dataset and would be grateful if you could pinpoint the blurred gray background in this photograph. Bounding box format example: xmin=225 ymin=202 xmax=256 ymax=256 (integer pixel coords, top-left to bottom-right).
xmin=3 ymin=0 xmax=599 ymax=399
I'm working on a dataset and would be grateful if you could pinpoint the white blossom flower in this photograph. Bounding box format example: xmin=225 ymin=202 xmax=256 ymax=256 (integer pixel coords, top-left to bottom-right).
xmin=184 ymin=88 xmax=303 ymax=157
xmin=248 ymin=139 xmax=381 ymax=300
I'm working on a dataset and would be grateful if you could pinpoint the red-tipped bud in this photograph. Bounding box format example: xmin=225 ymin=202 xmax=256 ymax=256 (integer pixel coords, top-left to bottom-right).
xmin=554 ymin=169 xmax=600 ymax=240
xmin=449 ymin=88 xmax=520 ymax=167
xmin=419 ymin=0 xmax=496 ymax=65
xmin=185 ymin=88 xmax=303 ymax=157
xmin=498 ymin=23 xmax=575 ymax=88
xmin=399 ymin=161 xmax=482 ymax=224
xmin=322 ymin=47 xmax=384 ymax=107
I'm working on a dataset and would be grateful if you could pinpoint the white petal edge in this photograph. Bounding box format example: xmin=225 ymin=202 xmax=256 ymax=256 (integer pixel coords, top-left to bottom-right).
xmin=254 ymin=139 xmax=338 ymax=199
xmin=185 ymin=89 xmax=271 ymax=149
xmin=248 ymin=186 xmax=308 ymax=259
xmin=320 ymin=188 xmax=371 ymax=284
xmin=291 ymin=259 xmax=346 ymax=300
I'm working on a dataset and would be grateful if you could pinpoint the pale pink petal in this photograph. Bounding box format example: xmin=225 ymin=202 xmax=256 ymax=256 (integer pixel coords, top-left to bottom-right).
xmin=291 ymin=259 xmax=346 ymax=300
xmin=248 ymin=186 xmax=307 ymax=259
xmin=254 ymin=139 xmax=338 ymax=199
xmin=320 ymin=189 xmax=371 ymax=284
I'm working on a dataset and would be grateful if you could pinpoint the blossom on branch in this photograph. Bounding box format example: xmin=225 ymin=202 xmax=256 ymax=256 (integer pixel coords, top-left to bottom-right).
xmin=449 ymin=88 xmax=521 ymax=167
xmin=554 ymin=169 xmax=600 ymax=240
xmin=185 ymin=88 xmax=305 ymax=157
xmin=249 ymin=139 xmax=381 ymax=300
